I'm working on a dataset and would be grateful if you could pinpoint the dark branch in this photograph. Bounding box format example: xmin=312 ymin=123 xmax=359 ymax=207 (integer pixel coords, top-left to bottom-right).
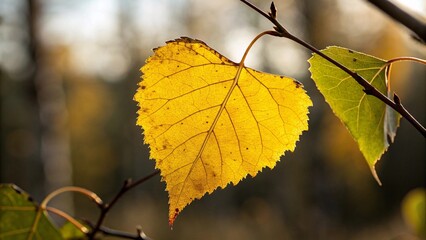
xmin=88 ymin=170 xmax=161 ymax=239
xmin=366 ymin=0 xmax=426 ymax=43
xmin=240 ymin=0 xmax=426 ymax=137
xmin=97 ymin=225 xmax=152 ymax=240
xmin=85 ymin=221 xmax=152 ymax=240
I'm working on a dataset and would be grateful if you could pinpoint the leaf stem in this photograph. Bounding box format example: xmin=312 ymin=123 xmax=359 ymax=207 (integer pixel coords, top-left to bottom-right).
xmin=387 ymin=56 xmax=426 ymax=65
xmin=46 ymin=207 xmax=90 ymax=234
xmin=240 ymin=0 xmax=426 ymax=137
xmin=239 ymin=30 xmax=278 ymax=65
xmin=41 ymin=186 xmax=103 ymax=209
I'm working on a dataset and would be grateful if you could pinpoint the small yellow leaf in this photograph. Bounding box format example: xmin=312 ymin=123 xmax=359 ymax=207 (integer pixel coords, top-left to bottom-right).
xmin=135 ymin=37 xmax=312 ymax=225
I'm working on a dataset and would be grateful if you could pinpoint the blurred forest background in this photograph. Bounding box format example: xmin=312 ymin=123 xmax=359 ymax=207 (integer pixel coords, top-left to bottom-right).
xmin=1 ymin=0 xmax=425 ymax=239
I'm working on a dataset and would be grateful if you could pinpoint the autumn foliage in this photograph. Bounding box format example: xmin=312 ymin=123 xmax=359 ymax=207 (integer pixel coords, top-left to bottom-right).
xmin=135 ymin=37 xmax=311 ymax=224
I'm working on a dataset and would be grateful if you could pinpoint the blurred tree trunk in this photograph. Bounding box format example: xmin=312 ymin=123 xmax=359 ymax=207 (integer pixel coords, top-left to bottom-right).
xmin=0 ymin=0 xmax=44 ymax=198
xmin=28 ymin=0 xmax=73 ymax=212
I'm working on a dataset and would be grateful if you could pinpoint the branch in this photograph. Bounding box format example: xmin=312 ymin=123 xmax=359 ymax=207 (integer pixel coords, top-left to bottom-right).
xmin=98 ymin=225 xmax=152 ymax=240
xmin=85 ymin=221 xmax=152 ymax=240
xmin=366 ymin=0 xmax=426 ymax=43
xmin=240 ymin=0 xmax=426 ymax=137
xmin=88 ymin=170 xmax=160 ymax=240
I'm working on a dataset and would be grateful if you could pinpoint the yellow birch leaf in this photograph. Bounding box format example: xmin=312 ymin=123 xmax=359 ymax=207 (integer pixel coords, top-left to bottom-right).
xmin=135 ymin=37 xmax=312 ymax=225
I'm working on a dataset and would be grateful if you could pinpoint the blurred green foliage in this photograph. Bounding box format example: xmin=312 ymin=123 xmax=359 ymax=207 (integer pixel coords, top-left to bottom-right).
xmin=402 ymin=188 xmax=426 ymax=238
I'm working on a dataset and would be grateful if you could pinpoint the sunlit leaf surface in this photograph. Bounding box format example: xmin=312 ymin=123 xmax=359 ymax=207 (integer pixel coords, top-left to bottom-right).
xmin=135 ymin=37 xmax=312 ymax=224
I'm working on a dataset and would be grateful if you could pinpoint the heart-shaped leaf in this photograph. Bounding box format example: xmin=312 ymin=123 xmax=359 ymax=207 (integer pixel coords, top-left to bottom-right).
xmin=309 ymin=46 xmax=400 ymax=183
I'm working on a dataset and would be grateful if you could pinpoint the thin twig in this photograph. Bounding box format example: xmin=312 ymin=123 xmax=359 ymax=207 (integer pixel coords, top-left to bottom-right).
xmin=88 ymin=170 xmax=160 ymax=240
xmin=240 ymin=0 xmax=426 ymax=137
xmin=97 ymin=225 xmax=151 ymax=240
xmin=85 ymin=221 xmax=152 ymax=240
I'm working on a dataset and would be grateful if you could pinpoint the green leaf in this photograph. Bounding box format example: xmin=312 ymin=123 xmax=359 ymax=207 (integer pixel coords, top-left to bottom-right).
xmin=0 ymin=184 xmax=63 ymax=240
xmin=308 ymin=46 xmax=400 ymax=183
xmin=60 ymin=222 xmax=87 ymax=240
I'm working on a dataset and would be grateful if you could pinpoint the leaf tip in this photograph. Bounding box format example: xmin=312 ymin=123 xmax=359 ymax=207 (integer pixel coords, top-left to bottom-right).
xmin=169 ymin=208 xmax=180 ymax=227
xmin=370 ymin=166 xmax=382 ymax=186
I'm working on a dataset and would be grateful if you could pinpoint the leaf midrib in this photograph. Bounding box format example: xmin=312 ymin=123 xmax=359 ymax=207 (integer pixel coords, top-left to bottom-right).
xmin=176 ymin=61 xmax=245 ymax=203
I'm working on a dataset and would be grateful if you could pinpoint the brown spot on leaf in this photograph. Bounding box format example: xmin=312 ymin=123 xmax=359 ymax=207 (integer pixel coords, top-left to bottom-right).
xmin=169 ymin=209 xmax=180 ymax=226
xmin=294 ymin=81 xmax=302 ymax=88
xmin=194 ymin=183 xmax=203 ymax=193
